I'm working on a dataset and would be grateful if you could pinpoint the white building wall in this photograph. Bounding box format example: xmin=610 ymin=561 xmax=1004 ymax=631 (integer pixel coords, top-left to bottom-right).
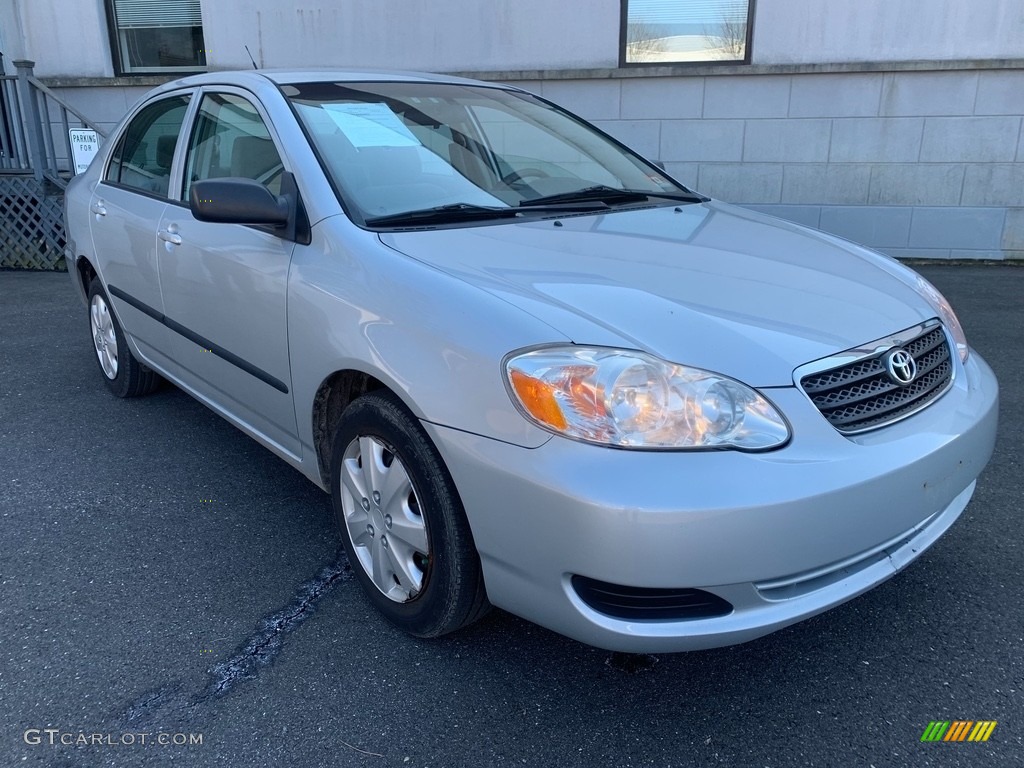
xmin=199 ymin=0 xmax=1024 ymax=72
xmin=0 ymin=1 xmax=26 ymax=65
xmin=9 ymin=0 xmax=1024 ymax=78
xmin=754 ymin=0 xmax=1024 ymax=64
xmin=201 ymin=1 xmax=620 ymax=72
xmin=5 ymin=0 xmax=111 ymax=77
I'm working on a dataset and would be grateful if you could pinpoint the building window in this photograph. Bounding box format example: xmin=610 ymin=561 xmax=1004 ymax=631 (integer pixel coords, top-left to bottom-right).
xmin=622 ymin=0 xmax=753 ymax=65
xmin=106 ymin=0 xmax=207 ymax=74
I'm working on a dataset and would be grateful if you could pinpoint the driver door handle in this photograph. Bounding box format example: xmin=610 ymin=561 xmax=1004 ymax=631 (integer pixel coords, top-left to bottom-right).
xmin=158 ymin=229 xmax=182 ymax=246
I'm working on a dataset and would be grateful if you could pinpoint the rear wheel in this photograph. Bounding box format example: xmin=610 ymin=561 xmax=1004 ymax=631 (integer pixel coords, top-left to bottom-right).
xmin=330 ymin=391 xmax=489 ymax=637
xmin=87 ymin=280 xmax=160 ymax=398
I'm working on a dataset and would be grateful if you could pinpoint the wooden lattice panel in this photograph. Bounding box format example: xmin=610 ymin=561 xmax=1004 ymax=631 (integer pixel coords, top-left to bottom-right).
xmin=0 ymin=176 xmax=66 ymax=270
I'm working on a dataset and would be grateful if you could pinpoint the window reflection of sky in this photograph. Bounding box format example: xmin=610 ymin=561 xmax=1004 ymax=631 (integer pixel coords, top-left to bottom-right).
xmin=626 ymin=0 xmax=749 ymax=63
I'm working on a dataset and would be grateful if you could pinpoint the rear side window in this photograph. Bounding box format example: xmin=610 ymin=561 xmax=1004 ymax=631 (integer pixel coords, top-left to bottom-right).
xmin=105 ymin=94 xmax=191 ymax=197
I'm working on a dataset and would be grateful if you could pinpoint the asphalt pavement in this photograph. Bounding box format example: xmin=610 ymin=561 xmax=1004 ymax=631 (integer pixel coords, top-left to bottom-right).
xmin=1 ymin=265 xmax=1021 ymax=768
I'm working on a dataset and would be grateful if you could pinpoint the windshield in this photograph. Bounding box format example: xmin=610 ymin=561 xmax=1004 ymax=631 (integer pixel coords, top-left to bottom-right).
xmin=284 ymin=81 xmax=698 ymax=226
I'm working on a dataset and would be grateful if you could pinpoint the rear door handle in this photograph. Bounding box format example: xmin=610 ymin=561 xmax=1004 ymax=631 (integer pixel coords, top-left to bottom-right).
xmin=158 ymin=229 xmax=182 ymax=246
xmin=90 ymin=201 xmax=107 ymax=217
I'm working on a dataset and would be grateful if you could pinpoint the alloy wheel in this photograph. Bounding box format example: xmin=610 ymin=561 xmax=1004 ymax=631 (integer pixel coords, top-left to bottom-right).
xmin=90 ymin=293 xmax=118 ymax=379
xmin=339 ymin=435 xmax=430 ymax=602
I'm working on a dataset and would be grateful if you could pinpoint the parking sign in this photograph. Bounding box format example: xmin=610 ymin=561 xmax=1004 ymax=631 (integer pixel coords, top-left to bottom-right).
xmin=69 ymin=129 xmax=99 ymax=174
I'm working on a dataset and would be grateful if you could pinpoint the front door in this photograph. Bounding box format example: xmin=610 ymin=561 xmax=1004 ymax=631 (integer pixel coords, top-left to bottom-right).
xmin=156 ymin=90 xmax=299 ymax=456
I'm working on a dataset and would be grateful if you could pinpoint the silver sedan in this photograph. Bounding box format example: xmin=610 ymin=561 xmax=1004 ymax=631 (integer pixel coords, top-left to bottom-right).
xmin=64 ymin=70 xmax=998 ymax=652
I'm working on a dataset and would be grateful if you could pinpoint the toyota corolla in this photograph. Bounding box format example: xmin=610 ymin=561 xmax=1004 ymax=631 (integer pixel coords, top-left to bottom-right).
xmin=64 ymin=70 xmax=998 ymax=652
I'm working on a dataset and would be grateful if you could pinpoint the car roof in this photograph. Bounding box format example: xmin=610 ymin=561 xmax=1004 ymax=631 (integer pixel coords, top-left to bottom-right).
xmin=161 ymin=69 xmax=504 ymax=91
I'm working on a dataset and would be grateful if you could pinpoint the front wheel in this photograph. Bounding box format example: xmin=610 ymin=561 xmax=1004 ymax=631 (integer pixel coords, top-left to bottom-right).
xmin=87 ymin=280 xmax=160 ymax=398
xmin=330 ymin=391 xmax=489 ymax=637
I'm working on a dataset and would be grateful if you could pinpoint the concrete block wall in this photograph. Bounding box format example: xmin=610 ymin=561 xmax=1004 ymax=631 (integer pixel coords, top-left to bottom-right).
xmin=521 ymin=69 xmax=1024 ymax=260
xmin=43 ymin=68 xmax=1024 ymax=260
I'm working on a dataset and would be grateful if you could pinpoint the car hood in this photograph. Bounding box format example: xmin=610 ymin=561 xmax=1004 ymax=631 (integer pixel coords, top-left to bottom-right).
xmin=379 ymin=201 xmax=935 ymax=386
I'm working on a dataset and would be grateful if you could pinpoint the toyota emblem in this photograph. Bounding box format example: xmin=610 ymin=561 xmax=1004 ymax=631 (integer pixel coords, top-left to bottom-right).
xmin=885 ymin=348 xmax=917 ymax=385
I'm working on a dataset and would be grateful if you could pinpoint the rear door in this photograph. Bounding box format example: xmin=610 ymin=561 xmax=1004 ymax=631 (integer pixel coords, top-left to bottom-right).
xmin=156 ymin=88 xmax=299 ymax=456
xmin=89 ymin=92 xmax=192 ymax=367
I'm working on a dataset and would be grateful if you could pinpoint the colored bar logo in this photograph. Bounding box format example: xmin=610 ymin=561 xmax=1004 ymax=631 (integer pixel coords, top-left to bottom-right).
xmin=921 ymin=721 xmax=997 ymax=742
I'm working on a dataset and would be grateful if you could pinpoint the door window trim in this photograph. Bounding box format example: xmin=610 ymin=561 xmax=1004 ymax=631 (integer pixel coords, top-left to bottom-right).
xmin=179 ymin=87 xmax=290 ymax=206
xmin=100 ymin=88 xmax=198 ymax=202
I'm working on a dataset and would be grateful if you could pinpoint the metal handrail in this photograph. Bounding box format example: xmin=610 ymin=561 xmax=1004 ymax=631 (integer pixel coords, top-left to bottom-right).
xmin=0 ymin=75 xmax=30 ymax=171
xmin=1 ymin=60 xmax=108 ymax=187
xmin=27 ymin=76 xmax=108 ymax=138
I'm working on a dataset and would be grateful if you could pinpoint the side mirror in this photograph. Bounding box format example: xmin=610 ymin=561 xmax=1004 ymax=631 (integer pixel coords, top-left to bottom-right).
xmin=190 ymin=178 xmax=289 ymax=226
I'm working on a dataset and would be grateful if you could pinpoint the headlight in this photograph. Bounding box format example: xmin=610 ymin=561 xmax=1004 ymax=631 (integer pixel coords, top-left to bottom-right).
xmin=916 ymin=276 xmax=969 ymax=363
xmin=505 ymin=346 xmax=789 ymax=450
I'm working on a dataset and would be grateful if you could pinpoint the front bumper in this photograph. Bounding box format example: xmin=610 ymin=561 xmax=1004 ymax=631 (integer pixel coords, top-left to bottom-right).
xmin=424 ymin=352 xmax=998 ymax=653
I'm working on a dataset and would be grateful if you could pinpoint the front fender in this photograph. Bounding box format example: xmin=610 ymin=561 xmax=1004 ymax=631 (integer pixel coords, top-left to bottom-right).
xmin=287 ymin=216 xmax=565 ymax=473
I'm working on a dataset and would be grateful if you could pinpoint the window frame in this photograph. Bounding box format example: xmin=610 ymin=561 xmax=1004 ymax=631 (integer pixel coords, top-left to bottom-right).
xmin=619 ymin=0 xmax=756 ymax=67
xmin=177 ymin=86 xmax=305 ymax=241
xmin=103 ymin=0 xmax=208 ymax=76
xmin=181 ymin=90 xmax=288 ymax=202
xmin=101 ymin=91 xmax=194 ymax=201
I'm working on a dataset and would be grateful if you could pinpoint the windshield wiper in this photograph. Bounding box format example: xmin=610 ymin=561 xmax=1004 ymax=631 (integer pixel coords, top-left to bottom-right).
xmin=365 ymin=201 xmax=607 ymax=227
xmin=520 ymin=185 xmax=646 ymax=207
xmin=520 ymin=185 xmax=704 ymax=207
xmin=366 ymin=203 xmax=511 ymax=227
xmin=642 ymin=189 xmax=707 ymax=203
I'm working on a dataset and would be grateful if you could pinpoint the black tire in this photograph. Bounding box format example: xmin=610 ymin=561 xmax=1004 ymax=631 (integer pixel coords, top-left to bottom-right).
xmin=330 ymin=391 xmax=489 ymax=637
xmin=87 ymin=279 xmax=160 ymax=398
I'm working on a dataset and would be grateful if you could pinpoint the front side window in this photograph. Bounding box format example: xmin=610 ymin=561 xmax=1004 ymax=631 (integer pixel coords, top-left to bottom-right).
xmin=106 ymin=0 xmax=207 ymax=74
xmin=104 ymin=95 xmax=190 ymax=197
xmin=622 ymin=0 xmax=753 ymax=64
xmin=183 ymin=93 xmax=285 ymax=200
xmin=286 ymin=82 xmax=694 ymax=225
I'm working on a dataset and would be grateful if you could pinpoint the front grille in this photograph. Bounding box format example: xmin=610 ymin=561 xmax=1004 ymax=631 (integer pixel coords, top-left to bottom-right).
xmin=799 ymin=324 xmax=953 ymax=434
xmin=571 ymin=575 xmax=733 ymax=621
